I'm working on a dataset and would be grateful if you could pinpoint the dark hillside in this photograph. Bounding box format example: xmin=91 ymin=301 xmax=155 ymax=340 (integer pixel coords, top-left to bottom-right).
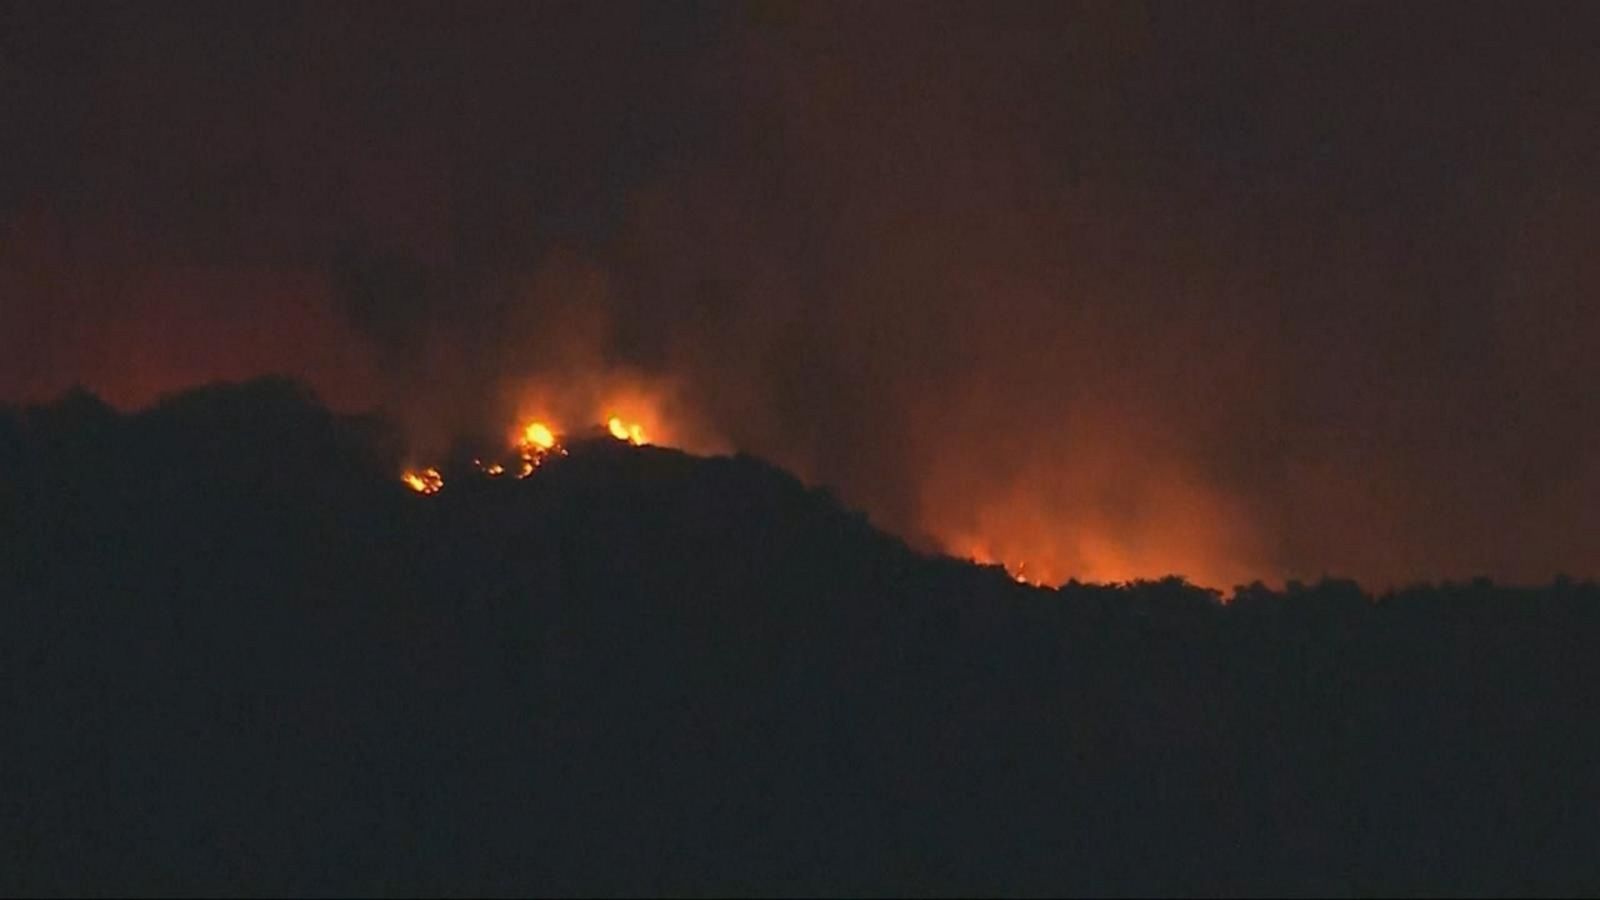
xmin=3 ymin=380 xmax=1598 ymax=895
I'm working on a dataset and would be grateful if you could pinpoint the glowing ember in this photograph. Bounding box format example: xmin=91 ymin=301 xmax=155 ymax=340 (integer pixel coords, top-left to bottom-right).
xmin=963 ymin=543 xmax=1044 ymax=586
xmin=1010 ymin=561 xmax=1040 ymax=586
xmin=607 ymin=416 xmax=647 ymax=445
xmin=402 ymin=467 xmax=443 ymax=495
xmin=473 ymin=458 xmax=507 ymax=477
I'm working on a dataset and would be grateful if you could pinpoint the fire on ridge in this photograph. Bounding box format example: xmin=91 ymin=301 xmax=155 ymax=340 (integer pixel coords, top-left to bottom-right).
xmin=400 ymin=412 xmax=1045 ymax=587
xmin=404 ymin=413 xmax=652 ymax=493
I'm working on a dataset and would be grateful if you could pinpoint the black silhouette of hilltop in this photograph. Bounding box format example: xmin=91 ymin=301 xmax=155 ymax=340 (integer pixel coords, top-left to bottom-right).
xmin=3 ymin=378 xmax=1599 ymax=895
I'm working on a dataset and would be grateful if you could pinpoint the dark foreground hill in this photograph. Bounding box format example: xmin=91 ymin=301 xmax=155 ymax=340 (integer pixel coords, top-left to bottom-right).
xmin=2 ymin=379 xmax=1598 ymax=895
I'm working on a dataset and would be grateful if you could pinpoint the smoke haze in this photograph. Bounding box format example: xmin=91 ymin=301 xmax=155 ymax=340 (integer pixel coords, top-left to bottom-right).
xmin=5 ymin=2 xmax=1599 ymax=586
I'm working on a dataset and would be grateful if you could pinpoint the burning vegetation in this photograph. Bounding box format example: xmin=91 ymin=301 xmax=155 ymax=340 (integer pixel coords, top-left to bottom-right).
xmin=405 ymin=414 xmax=655 ymax=494
xmin=513 ymin=420 xmax=565 ymax=477
xmin=521 ymin=422 xmax=557 ymax=453
xmin=402 ymin=407 xmax=1045 ymax=586
xmin=401 ymin=467 xmax=443 ymax=495
xmin=606 ymin=416 xmax=647 ymax=445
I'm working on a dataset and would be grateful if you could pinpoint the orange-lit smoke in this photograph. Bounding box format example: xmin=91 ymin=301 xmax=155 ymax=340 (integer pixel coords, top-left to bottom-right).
xmin=14 ymin=5 xmax=1600 ymax=591
xmin=938 ymin=463 xmax=1267 ymax=589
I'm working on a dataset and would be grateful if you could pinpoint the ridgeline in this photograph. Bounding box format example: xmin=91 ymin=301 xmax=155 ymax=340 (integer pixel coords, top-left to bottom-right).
xmin=3 ymin=379 xmax=1597 ymax=894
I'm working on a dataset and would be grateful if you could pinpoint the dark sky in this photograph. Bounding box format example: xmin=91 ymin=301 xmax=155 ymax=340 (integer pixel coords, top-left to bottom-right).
xmin=4 ymin=1 xmax=1598 ymax=587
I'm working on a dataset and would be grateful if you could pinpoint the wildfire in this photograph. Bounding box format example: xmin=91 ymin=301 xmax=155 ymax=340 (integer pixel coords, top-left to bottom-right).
xmin=607 ymin=416 xmax=647 ymax=445
xmin=514 ymin=420 xmax=566 ymax=476
xmin=400 ymin=408 xmax=663 ymax=499
xmin=401 ymin=467 xmax=443 ymax=495
xmin=387 ymin=388 xmax=1213 ymax=588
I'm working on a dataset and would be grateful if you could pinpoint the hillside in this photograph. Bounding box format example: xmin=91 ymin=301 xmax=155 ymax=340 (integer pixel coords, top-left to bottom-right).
xmin=3 ymin=379 xmax=1598 ymax=895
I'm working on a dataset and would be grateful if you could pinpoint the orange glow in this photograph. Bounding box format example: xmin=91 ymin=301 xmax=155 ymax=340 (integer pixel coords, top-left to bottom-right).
xmin=934 ymin=468 xmax=1262 ymax=590
xmin=408 ymin=369 xmax=1253 ymax=587
xmin=607 ymin=416 xmax=647 ymax=445
xmin=387 ymin=393 xmax=1250 ymax=588
xmin=392 ymin=382 xmax=1252 ymax=588
xmin=402 ymin=467 xmax=443 ymax=495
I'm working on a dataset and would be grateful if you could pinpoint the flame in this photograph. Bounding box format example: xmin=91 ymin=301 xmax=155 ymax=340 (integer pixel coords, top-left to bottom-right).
xmin=395 ymin=400 xmax=1204 ymax=587
xmin=607 ymin=416 xmax=647 ymax=445
xmin=522 ymin=421 xmax=557 ymax=451
xmin=402 ymin=467 xmax=443 ymax=495
xmin=509 ymin=419 xmax=567 ymax=477
xmin=389 ymin=368 xmax=1249 ymax=587
xmin=962 ymin=542 xmax=1044 ymax=586
xmin=1010 ymin=560 xmax=1039 ymax=586
xmin=504 ymin=369 xmax=723 ymax=459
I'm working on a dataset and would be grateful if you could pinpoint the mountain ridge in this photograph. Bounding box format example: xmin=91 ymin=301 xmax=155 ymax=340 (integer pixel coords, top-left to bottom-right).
xmin=3 ymin=377 xmax=1598 ymax=895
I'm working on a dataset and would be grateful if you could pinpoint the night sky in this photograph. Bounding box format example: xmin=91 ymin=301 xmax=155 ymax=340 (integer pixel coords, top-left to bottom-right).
xmin=4 ymin=1 xmax=1598 ymax=587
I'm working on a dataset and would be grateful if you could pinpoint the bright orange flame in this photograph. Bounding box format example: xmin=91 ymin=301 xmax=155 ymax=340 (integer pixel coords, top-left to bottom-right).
xmin=607 ymin=416 xmax=647 ymax=445
xmin=485 ymin=463 xmax=504 ymax=476
xmin=522 ymin=422 xmax=556 ymax=451
xmin=402 ymin=467 xmax=443 ymax=495
xmin=513 ymin=420 xmax=565 ymax=476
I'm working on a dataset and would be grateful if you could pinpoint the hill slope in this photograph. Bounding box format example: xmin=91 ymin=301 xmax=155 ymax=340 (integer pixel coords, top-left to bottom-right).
xmin=3 ymin=379 xmax=1599 ymax=894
